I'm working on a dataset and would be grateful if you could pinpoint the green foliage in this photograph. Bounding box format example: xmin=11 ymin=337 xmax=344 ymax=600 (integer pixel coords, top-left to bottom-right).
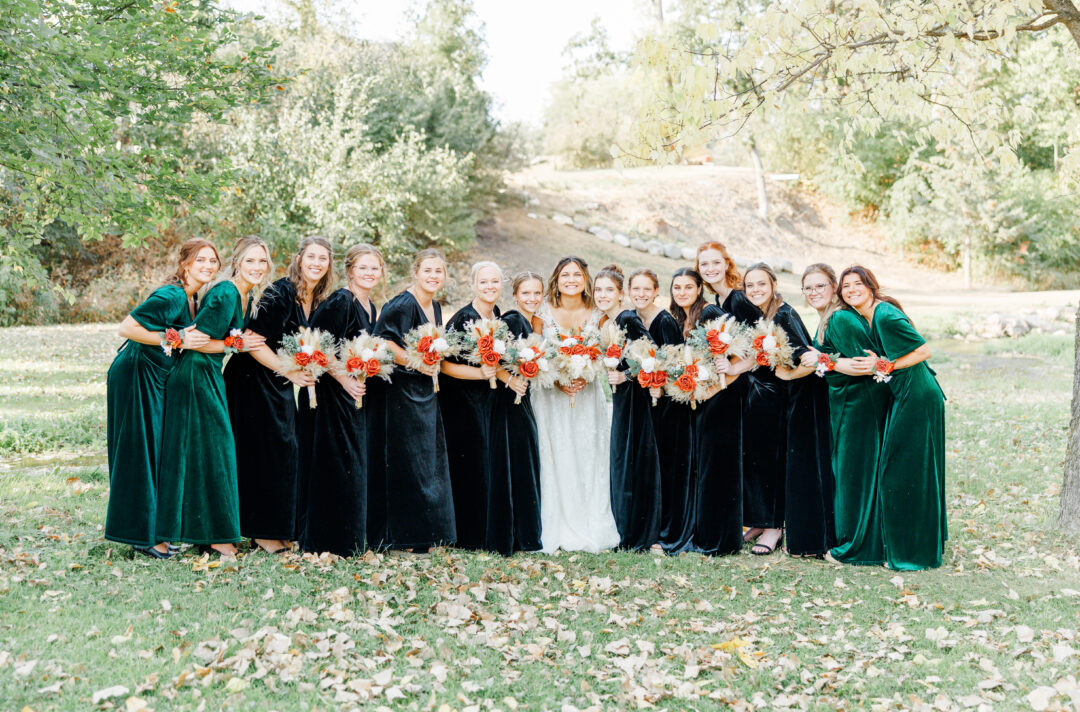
xmin=0 ymin=0 xmax=279 ymax=323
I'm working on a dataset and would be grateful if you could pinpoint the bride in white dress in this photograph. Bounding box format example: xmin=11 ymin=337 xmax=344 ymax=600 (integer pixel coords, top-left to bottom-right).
xmin=530 ymin=257 xmax=620 ymax=553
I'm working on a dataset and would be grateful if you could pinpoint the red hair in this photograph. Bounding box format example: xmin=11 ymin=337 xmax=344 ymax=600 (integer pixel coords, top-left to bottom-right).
xmin=695 ymin=241 xmax=742 ymax=293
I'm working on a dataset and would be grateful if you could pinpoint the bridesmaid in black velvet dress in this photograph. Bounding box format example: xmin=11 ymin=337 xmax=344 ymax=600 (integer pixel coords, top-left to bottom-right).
xmin=297 ymin=244 xmax=384 ymax=556
xmin=226 ymin=236 xmax=333 ymax=554
xmin=597 ymin=266 xmax=662 ymax=551
xmin=485 ymin=271 xmax=544 ymax=555
xmin=731 ymin=263 xmax=836 ymax=556
xmin=440 ymin=261 xmax=506 ymax=551
xmin=371 ymin=248 xmax=456 ymax=552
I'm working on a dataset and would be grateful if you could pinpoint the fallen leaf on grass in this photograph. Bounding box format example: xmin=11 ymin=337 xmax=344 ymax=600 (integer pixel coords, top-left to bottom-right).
xmin=91 ymin=685 xmax=129 ymax=704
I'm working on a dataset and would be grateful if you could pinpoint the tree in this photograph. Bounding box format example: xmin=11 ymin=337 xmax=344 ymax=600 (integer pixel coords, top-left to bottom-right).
xmin=630 ymin=0 xmax=1080 ymax=528
xmin=0 ymin=0 xmax=277 ymax=322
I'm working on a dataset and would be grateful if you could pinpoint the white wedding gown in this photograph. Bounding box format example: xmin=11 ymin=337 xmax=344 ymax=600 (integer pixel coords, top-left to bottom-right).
xmin=531 ymin=303 xmax=620 ymax=553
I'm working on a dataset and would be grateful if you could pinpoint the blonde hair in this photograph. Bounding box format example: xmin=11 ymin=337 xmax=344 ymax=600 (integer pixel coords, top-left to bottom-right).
xmin=511 ymin=271 xmax=544 ymax=295
xmin=469 ymin=260 xmax=504 ymax=289
xmin=411 ymin=248 xmax=447 ymax=275
xmin=744 ymin=262 xmax=784 ymax=320
xmin=802 ymin=263 xmax=839 ymax=342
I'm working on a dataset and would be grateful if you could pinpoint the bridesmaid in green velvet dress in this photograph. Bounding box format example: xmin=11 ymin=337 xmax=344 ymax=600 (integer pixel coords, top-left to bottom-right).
xmin=777 ymin=264 xmax=891 ymax=564
xmin=840 ymin=265 xmax=946 ymax=570
xmin=156 ymin=239 xmax=261 ymax=558
xmin=105 ymin=239 xmax=215 ymax=558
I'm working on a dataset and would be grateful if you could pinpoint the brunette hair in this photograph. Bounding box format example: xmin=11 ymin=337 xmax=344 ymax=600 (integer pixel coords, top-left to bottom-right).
xmin=343 ymin=243 xmax=385 ymax=302
xmin=627 ymin=267 xmax=659 ymax=292
xmin=838 ymin=265 xmax=906 ymax=315
xmin=287 ymin=235 xmax=335 ymax=308
xmin=546 ymin=255 xmax=593 ymax=308
xmin=511 ymin=271 xmax=544 ymax=295
xmin=802 ymin=262 xmax=839 ymax=342
xmin=594 ymin=264 xmax=625 ymax=291
xmin=696 ymin=241 xmax=742 ymax=293
xmin=669 ymin=267 xmax=706 ymax=337
xmin=166 ymin=238 xmax=221 ymax=288
xmin=743 ymin=262 xmax=784 ymax=320
xmin=411 ymin=247 xmax=447 ymax=276
xmin=469 ymin=260 xmax=504 ymax=289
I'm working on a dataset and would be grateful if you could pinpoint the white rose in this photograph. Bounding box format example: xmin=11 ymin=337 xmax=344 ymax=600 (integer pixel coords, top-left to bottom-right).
xmin=432 ymin=337 xmax=450 ymax=353
xmin=603 ymin=357 xmax=620 ymax=368
xmin=763 ymin=334 xmax=777 ymax=351
xmin=561 ymin=336 xmax=576 ymax=348
xmin=569 ymin=353 xmax=588 ymax=374
xmin=360 ymin=348 xmax=375 ymax=361
xmin=718 ymin=331 xmax=733 ymax=344
xmin=642 ymin=356 xmax=656 ymax=373
xmin=300 ymin=344 xmax=315 ymax=355
xmin=698 ymin=365 xmax=711 ymax=381
xmin=519 ymin=347 xmax=536 ymax=361
xmin=493 ymin=339 xmax=506 ymax=355
xmin=537 ymin=357 xmax=550 ymax=372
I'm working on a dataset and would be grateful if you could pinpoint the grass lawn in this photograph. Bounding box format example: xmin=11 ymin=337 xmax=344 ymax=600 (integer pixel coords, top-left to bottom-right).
xmin=2 ymin=324 xmax=1079 ymax=711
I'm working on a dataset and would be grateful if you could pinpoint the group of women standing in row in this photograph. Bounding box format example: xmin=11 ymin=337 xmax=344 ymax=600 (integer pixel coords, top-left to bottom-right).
xmin=105 ymin=235 xmax=947 ymax=571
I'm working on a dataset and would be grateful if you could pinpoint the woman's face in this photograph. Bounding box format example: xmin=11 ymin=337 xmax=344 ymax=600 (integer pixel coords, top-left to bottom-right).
xmin=802 ymin=271 xmax=835 ymax=312
xmin=473 ymin=265 xmax=503 ymax=306
xmin=628 ymin=274 xmax=657 ymax=310
xmin=514 ymin=278 xmax=544 ymax=316
xmin=744 ymin=269 xmax=774 ymax=308
xmin=236 ymin=245 xmax=269 ymax=287
xmin=697 ymin=249 xmax=728 ymax=288
xmin=349 ymin=253 xmax=383 ymax=292
xmin=300 ymin=244 xmax=331 ymax=285
xmin=841 ymin=273 xmax=873 ymax=310
xmin=671 ymin=275 xmax=701 ymax=308
xmin=593 ymin=276 xmax=621 ymax=312
xmin=557 ymin=261 xmax=585 ymax=298
xmin=185 ymin=246 xmax=220 ymax=287
xmin=414 ymin=257 xmax=446 ymax=295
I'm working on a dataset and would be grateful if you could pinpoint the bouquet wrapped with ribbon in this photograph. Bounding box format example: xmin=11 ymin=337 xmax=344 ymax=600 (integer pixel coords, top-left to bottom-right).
xmin=550 ymin=326 xmax=603 ymax=408
xmin=403 ymin=323 xmax=456 ymax=393
xmin=749 ymin=320 xmax=795 ymax=370
xmin=623 ymin=338 xmax=668 ymax=406
xmin=661 ymin=343 xmax=719 ymax=410
xmin=459 ymin=318 xmax=511 ymax=389
xmin=504 ymin=333 xmax=556 ymax=404
xmin=276 ymin=327 xmax=335 ymax=408
xmin=688 ymin=315 xmax=752 ymax=362
xmin=334 ymin=332 xmax=396 ymax=408
xmin=598 ymin=321 xmax=627 ymax=372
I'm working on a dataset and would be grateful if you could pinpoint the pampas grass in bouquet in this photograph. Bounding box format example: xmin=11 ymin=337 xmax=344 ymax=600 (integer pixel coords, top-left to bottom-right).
xmin=334 ymin=332 xmax=396 ymax=408
xmin=276 ymin=327 xmax=336 ymax=408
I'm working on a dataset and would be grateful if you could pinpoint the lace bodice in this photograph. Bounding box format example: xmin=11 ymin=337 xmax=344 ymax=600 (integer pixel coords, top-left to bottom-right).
xmin=537 ymin=301 xmax=602 ymax=341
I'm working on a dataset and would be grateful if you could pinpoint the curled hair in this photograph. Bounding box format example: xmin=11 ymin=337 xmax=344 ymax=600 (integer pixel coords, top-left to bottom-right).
xmin=743 ymin=262 xmax=784 ymax=320
xmin=838 ymin=265 xmax=907 ymax=317
xmin=546 ymin=256 xmax=593 ymax=308
xmin=470 ymin=260 xmax=504 ymax=290
xmin=594 ymin=264 xmax=625 ymax=291
xmin=627 ymin=268 xmax=659 ymax=292
xmin=802 ymin=262 xmax=839 ymax=342
xmin=166 ymin=238 xmax=221 ymax=289
xmin=696 ymin=241 xmax=742 ymax=293
xmin=511 ymin=271 xmax=544 ymax=295
xmin=669 ymin=268 xmax=706 ymax=337
xmin=225 ymin=235 xmax=273 ymax=312
xmin=287 ymin=235 xmax=335 ymax=308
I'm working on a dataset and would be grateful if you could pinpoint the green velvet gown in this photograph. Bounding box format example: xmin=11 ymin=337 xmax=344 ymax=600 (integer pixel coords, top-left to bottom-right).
xmin=105 ymin=284 xmax=192 ymax=547
xmin=155 ymin=281 xmax=244 ymax=544
xmin=870 ymin=302 xmax=947 ymax=570
xmin=820 ymin=309 xmax=892 ymax=565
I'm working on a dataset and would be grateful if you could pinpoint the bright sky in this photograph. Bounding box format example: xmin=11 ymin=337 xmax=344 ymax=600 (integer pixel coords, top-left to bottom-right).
xmin=222 ymin=0 xmax=649 ymax=125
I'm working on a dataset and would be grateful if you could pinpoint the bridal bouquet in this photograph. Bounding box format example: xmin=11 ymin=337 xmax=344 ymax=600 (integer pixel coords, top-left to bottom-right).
xmin=624 ymin=338 xmax=668 ymax=406
xmin=750 ymin=320 xmax=795 ymax=370
xmin=334 ymin=332 xmax=396 ymax=408
xmin=505 ymin=334 xmax=556 ymax=404
xmin=459 ymin=318 xmax=511 ymax=389
xmin=276 ymin=327 xmax=335 ymax=408
xmin=688 ymin=315 xmax=751 ymax=361
xmin=551 ymin=326 xmax=603 ymax=408
xmin=403 ymin=323 xmax=456 ymax=393
xmin=598 ymin=321 xmax=627 ymax=371
xmin=662 ymin=343 xmax=718 ymax=410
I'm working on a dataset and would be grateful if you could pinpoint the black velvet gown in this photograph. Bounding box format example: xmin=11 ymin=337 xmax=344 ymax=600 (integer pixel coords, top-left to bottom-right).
xmin=224 ymin=278 xmax=308 ymax=541
xmin=650 ymin=309 xmax=697 ymax=554
xmin=370 ymin=291 xmax=456 ymax=549
xmin=775 ymin=304 xmax=837 ymax=556
xmin=691 ymin=302 xmax=746 ymax=556
xmin=296 ymin=288 xmax=375 ymax=556
xmin=485 ymin=309 xmax=543 ymax=555
xmin=609 ymin=310 xmax=662 ymax=550
xmin=440 ymin=303 xmax=500 ymax=551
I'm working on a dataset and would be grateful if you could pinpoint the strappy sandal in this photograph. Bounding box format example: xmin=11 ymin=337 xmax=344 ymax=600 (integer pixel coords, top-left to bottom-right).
xmin=133 ymin=545 xmax=174 ymax=560
xmin=751 ymin=541 xmax=776 ymax=556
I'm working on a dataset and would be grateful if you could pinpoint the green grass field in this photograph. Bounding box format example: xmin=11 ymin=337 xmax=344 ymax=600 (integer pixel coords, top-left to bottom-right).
xmin=2 ymin=325 xmax=1079 ymax=711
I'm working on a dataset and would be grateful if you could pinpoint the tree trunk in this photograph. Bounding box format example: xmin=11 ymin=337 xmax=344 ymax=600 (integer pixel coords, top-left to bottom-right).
xmin=1059 ymin=306 xmax=1080 ymax=530
xmin=749 ymin=143 xmax=768 ymax=220
xmin=1043 ymin=1 xmax=1080 ymax=48
xmin=963 ymin=235 xmax=972 ymax=289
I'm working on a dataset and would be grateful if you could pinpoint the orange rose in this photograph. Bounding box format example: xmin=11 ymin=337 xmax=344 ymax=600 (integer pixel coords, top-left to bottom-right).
xmin=558 ymin=346 xmax=572 ymax=355
xmin=481 ymin=349 xmax=501 ymax=367
xmin=417 ymin=335 xmax=434 ymax=353
xmin=756 ymin=351 xmax=770 ymax=367
xmin=477 ymin=334 xmax=495 ymax=352
xmin=295 ymin=352 xmax=311 ymax=367
xmin=685 ymin=364 xmax=699 ymax=378
xmin=346 ymin=356 xmax=364 ymax=373
xmin=752 ymin=334 xmax=766 ymax=351
xmin=651 ymin=371 xmax=667 ymax=388
xmin=706 ymin=329 xmax=720 ymax=341
xmin=570 ymin=344 xmax=586 ymax=356
xmin=637 ymin=370 xmax=652 ymax=388
xmin=422 ymin=350 xmax=440 ymax=366
xmin=520 ymin=360 xmax=539 ymax=378
xmin=676 ymin=373 xmax=695 ymax=392
xmin=605 ymin=345 xmax=622 ymax=359
xmin=312 ymin=351 xmax=328 ymax=368
xmin=875 ymin=358 xmax=894 ymax=375
xmin=707 ymin=335 xmax=727 ymax=355
xmin=364 ymin=359 xmax=381 ymax=377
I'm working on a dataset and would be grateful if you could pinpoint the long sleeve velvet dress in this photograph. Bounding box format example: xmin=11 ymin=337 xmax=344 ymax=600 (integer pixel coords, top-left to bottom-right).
xmin=370 ymin=291 xmax=456 ymax=549
xmin=155 ymin=280 xmax=244 ymax=545
xmin=650 ymin=309 xmax=697 ymax=554
xmin=105 ymin=283 xmax=192 ymax=547
xmin=690 ymin=302 xmax=746 ymax=556
xmin=609 ymin=309 xmax=662 ymax=551
xmin=485 ymin=309 xmax=543 ymax=555
xmin=296 ymin=288 xmax=376 ymax=556
xmin=224 ymin=277 xmax=308 ymax=542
